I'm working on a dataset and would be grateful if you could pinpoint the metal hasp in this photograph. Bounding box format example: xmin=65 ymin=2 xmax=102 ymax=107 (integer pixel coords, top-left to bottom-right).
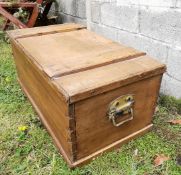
xmin=107 ymin=94 xmax=134 ymax=127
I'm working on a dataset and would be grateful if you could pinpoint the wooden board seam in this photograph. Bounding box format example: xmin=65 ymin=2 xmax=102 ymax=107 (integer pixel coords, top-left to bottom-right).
xmin=7 ymin=24 xmax=86 ymax=39
xmin=68 ymin=104 xmax=77 ymax=161
xmin=11 ymin=38 xmax=166 ymax=104
xmin=15 ymin=37 xmax=146 ymax=79
xmin=51 ymin=52 xmax=146 ymax=78
xmin=68 ymin=67 xmax=166 ymax=103
xmin=11 ymin=39 xmax=70 ymax=103
xmin=12 ymin=27 xmax=86 ymax=39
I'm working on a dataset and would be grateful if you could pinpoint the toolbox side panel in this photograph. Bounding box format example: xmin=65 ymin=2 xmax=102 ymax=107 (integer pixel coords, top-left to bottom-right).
xmin=12 ymin=43 xmax=75 ymax=163
xmin=75 ymin=75 xmax=162 ymax=160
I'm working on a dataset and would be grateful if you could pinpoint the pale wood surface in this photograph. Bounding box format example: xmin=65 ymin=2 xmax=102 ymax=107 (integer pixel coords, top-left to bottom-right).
xmin=74 ymin=75 xmax=162 ymax=159
xmin=16 ymin=29 xmax=144 ymax=78
xmin=7 ymin=23 xmax=86 ymax=39
xmin=72 ymin=124 xmax=153 ymax=167
xmin=18 ymin=79 xmax=74 ymax=167
xmin=54 ymin=56 xmax=166 ymax=103
xmin=12 ymin=43 xmax=75 ymax=161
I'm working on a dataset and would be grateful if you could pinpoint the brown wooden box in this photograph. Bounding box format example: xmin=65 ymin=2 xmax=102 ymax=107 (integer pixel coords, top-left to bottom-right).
xmin=8 ymin=23 xmax=166 ymax=168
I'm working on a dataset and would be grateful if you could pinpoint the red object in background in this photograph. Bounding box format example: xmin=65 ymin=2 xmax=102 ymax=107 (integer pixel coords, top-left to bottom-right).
xmin=0 ymin=0 xmax=51 ymax=30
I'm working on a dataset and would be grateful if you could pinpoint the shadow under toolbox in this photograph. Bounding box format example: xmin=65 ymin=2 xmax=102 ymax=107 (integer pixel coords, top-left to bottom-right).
xmin=8 ymin=23 xmax=166 ymax=168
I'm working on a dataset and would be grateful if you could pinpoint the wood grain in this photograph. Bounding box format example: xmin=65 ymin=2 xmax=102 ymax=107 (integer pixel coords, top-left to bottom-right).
xmin=12 ymin=42 xmax=75 ymax=162
xmin=74 ymin=75 xmax=162 ymax=159
xmin=18 ymin=78 xmax=74 ymax=166
xmin=54 ymin=56 xmax=166 ymax=103
xmin=9 ymin=23 xmax=166 ymax=168
xmin=7 ymin=23 xmax=86 ymax=39
xmin=71 ymin=124 xmax=153 ymax=168
xmin=16 ymin=29 xmax=144 ymax=78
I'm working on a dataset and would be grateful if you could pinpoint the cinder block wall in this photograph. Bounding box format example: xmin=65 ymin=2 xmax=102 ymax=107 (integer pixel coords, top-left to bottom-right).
xmin=51 ymin=0 xmax=87 ymax=25
xmin=51 ymin=0 xmax=181 ymax=98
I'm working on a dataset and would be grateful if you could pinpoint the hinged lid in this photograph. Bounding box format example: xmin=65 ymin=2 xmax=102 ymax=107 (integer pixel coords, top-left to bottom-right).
xmin=53 ymin=55 xmax=166 ymax=103
xmin=8 ymin=23 xmax=166 ymax=103
xmin=12 ymin=28 xmax=145 ymax=78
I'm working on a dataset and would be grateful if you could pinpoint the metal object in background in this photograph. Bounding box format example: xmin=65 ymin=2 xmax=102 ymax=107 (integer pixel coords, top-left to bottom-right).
xmin=0 ymin=0 xmax=55 ymax=31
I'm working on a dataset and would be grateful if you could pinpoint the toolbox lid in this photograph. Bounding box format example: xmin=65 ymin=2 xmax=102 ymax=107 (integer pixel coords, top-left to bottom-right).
xmin=8 ymin=23 xmax=166 ymax=103
xmin=9 ymin=24 xmax=145 ymax=78
xmin=53 ymin=55 xmax=166 ymax=103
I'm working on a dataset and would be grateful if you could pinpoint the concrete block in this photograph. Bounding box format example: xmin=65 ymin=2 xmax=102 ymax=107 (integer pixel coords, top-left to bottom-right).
xmin=167 ymin=47 xmax=181 ymax=81
xmin=160 ymin=76 xmax=166 ymax=95
xmin=76 ymin=0 xmax=86 ymax=19
xmin=91 ymin=1 xmax=101 ymax=23
xmin=57 ymin=13 xmax=87 ymax=25
xmin=173 ymin=10 xmax=181 ymax=47
xmin=117 ymin=0 xmax=177 ymax=8
xmin=90 ymin=23 xmax=118 ymax=41
xmin=162 ymin=74 xmax=181 ymax=99
xmin=58 ymin=0 xmax=77 ymax=16
xmin=93 ymin=0 xmax=116 ymax=3
xmin=139 ymin=7 xmax=181 ymax=45
xmin=118 ymin=30 xmax=169 ymax=63
xmin=176 ymin=0 xmax=181 ymax=8
xmin=100 ymin=3 xmax=139 ymax=33
xmin=50 ymin=1 xmax=58 ymax=12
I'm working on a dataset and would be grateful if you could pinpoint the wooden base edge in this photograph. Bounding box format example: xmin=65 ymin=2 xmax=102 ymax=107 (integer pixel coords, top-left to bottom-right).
xmin=71 ymin=124 xmax=153 ymax=168
xmin=18 ymin=78 xmax=152 ymax=168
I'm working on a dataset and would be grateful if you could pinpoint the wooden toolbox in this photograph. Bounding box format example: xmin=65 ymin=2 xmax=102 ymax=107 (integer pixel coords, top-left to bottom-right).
xmin=8 ymin=23 xmax=166 ymax=168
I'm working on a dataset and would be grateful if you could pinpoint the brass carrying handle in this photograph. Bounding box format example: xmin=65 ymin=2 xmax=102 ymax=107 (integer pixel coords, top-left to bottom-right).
xmin=111 ymin=108 xmax=133 ymax=127
xmin=107 ymin=95 xmax=134 ymax=127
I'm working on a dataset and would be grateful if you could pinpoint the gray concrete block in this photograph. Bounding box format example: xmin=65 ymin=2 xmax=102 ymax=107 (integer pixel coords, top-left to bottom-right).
xmin=160 ymin=76 xmax=166 ymax=95
xmin=58 ymin=0 xmax=77 ymax=16
xmin=117 ymin=0 xmax=177 ymax=8
xmin=173 ymin=9 xmax=181 ymax=47
xmin=57 ymin=12 xmax=87 ymax=25
xmin=76 ymin=0 xmax=86 ymax=19
xmin=176 ymin=0 xmax=181 ymax=8
xmin=90 ymin=23 xmax=118 ymax=41
xmin=118 ymin=30 xmax=169 ymax=63
xmin=93 ymin=0 xmax=116 ymax=3
xmin=139 ymin=7 xmax=181 ymax=46
xmin=167 ymin=47 xmax=181 ymax=81
xmin=50 ymin=1 xmax=58 ymax=12
xmin=162 ymin=74 xmax=181 ymax=99
xmin=91 ymin=1 xmax=101 ymax=23
xmin=100 ymin=3 xmax=139 ymax=33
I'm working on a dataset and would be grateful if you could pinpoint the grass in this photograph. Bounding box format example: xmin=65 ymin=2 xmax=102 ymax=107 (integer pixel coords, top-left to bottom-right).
xmin=0 ymin=31 xmax=181 ymax=175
